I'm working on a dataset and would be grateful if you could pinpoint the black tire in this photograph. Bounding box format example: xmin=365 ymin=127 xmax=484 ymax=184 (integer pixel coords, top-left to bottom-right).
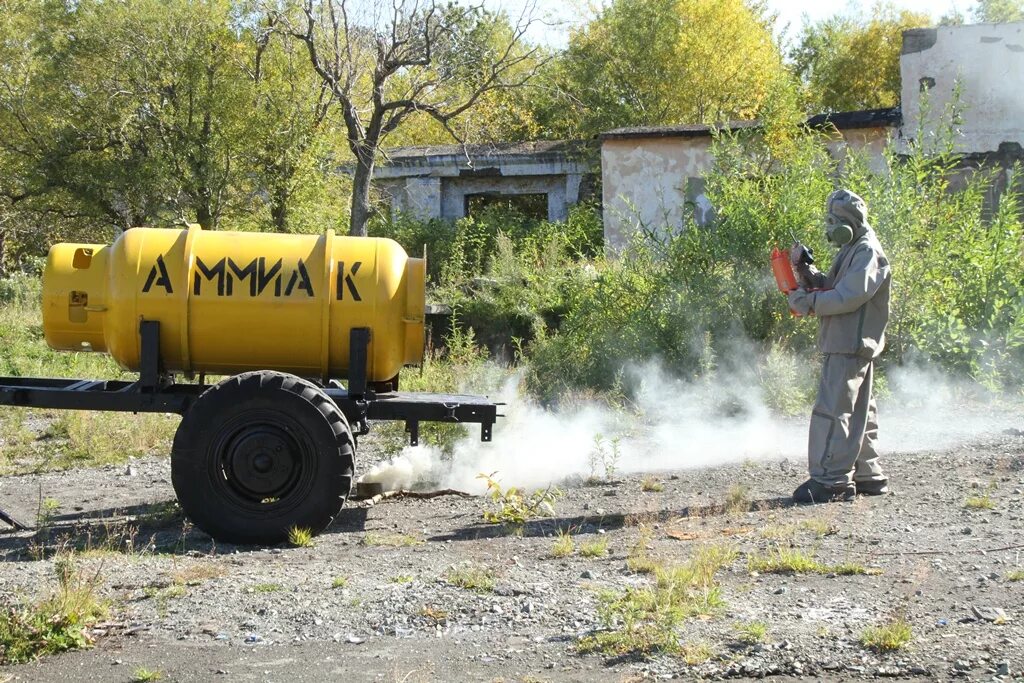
xmin=171 ymin=371 xmax=354 ymax=545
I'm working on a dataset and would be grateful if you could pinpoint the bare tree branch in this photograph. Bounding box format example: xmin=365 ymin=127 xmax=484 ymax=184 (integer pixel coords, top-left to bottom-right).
xmin=280 ymin=0 xmax=546 ymax=235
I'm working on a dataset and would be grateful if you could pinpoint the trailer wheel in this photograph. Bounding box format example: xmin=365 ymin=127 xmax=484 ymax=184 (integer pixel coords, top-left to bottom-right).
xmin=171 ymin=371 xmax=354 ymax=545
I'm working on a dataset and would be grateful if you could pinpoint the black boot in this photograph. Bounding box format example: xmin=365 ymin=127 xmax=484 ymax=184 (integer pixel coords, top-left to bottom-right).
xmin=793 ymin=479 xmax=855 ymax=504
xmin=855 ymin=478 xmax=889 ymax=496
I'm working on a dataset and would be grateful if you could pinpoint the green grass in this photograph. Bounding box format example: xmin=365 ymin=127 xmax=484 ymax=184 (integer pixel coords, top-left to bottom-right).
xmin=964 ymin=494 xmax=995 ymax=510
xmin=747 ymin=547 xmax=878 ymax=576
xmin=1008 ymin=569 xmax=1024 ymax=582
xmin=447 ymin=565 xmax=495 ymax=592
xmin=860 ymin=618 xmax=913 ymax=651
xmin=0 ymin=287 xmax=178 ymax=475
xmin=287 ymin=526 xmax=314 ymax=548
xmin=0 ymin=556 xmax=106 ymax=664
xmin=391 ymin=574 xmax=414 ymax=584
xmin=331 ymin=576 xmax=349 ymax=589
xmin=578 ymin=543 xmax=736 ymax=658
xmin=551 ymin=530 xmax=574 ymax=558
xmin=580 ymin=536 xmax=609 ymax=558
xmin=251 ymin=583 xmax=282 ymax=593
xmin=734 ymin=621 xmax=768 ymax=644
xmin=361 ymin=532 xmax=423 ymax=547
xmin=131 ymin=668 xmax=164 ymax=682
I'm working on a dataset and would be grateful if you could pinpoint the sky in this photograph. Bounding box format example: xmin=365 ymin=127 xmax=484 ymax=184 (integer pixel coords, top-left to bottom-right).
xmin=493 ymin=0 xmax=971 ymax=48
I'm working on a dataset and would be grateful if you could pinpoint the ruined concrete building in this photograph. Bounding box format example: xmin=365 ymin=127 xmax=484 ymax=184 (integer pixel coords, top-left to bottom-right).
xmin=372 ymin=141 xmax=596 ymax=223
xmin=600 ymin=21 xmax=1024 ymax=249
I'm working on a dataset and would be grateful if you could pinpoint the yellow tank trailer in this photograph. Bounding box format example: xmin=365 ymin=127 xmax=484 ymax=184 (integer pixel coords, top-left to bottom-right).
xmin=42 ymin=225 xmax=425 ymax=383
xmin=0 ymin=226 xmax=498 ymax=545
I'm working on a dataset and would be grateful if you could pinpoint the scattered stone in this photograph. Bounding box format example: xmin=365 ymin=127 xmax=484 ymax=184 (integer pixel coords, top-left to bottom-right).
xmin=996 ymin=661 xmax=1010 ymax=676
xmin=773 ymin=587 xmax=787 ymax=595
xmin=580 ymin=570 xmax=596 ymax=579
xmin=345 ymin=634 xmax=365 ymax=644
xmin=954 ymin=660 xmax=971 ymax=672
xmin=244 ymin=634 xmax=263 ymax=644
xmin=972 ymin=606 xmax=1011 ymax=623
xmin=124 ymin=465 xmax=138 ymax=476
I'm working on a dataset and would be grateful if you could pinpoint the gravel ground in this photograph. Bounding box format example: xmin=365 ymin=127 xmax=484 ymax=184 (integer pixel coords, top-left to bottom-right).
xmin=1 ymin=430 xmax=1024 ymax=682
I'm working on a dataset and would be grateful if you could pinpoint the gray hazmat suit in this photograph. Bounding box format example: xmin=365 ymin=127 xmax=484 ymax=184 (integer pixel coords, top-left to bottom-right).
xmin=788 ymin=189 xmax=891 ymax=493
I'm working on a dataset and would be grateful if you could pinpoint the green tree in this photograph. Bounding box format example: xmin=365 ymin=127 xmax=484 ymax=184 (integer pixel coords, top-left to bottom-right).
xmin=0 ymin=0 xmax=252 ymax=231
xmin=0 ymin=0 xmax=348 ymax=246
xmin=972 ymin=0 xmax=1024 ymax=21
xmin=241 ymin=14 xmax=341 ymax=232
xmin=542 ymin=0 xmax=785 ymax=137
xmin=791 ymin=3 xmax=930 ymax=112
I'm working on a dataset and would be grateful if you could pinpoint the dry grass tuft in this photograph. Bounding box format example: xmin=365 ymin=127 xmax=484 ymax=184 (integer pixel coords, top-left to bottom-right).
xmin=446 ymin=565 xmax=495 ymax=592
xmin=640 ymin=476 xmax=664 ymax=492
xmin=580 ymin=536 xmax=609 ymax=558
xmin=551 ymin=530 xmax=575 ymax=558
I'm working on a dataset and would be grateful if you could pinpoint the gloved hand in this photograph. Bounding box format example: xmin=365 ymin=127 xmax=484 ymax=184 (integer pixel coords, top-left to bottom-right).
xmin=790 ymin=242 xmax=804 ymax=266
xmin=788 ymin=288 xmax=813 ymax=316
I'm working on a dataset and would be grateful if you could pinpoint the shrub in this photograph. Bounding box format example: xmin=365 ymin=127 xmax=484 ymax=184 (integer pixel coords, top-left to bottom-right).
xmin=526 ymin=104 xmax=1024 ymax=402
xmin=478 ymin=472 xmax=561 ymax=531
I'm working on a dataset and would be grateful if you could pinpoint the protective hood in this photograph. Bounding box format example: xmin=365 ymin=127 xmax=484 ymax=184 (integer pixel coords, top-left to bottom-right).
xmin=825 ymin=189 xmax=869 ymax=246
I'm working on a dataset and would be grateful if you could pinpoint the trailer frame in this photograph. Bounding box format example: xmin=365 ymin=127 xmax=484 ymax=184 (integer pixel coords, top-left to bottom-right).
xmin=0 ymin=320 xmax=499 ymax=445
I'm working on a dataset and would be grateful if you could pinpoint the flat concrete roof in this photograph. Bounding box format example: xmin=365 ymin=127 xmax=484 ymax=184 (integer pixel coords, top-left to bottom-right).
xmin=599 ymin=107 xmax=902 ymax=141
xmin=380 ymin=140 xmax=594 ymax=166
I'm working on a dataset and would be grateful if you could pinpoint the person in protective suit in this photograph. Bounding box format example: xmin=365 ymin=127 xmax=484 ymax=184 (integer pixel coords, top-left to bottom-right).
xmin=787 ymin=189 xmax=892 ymax=503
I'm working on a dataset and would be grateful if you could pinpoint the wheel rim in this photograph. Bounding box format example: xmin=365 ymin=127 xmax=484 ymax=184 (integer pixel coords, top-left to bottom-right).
xmin=209 ymin=410 xmax=317 ymax=511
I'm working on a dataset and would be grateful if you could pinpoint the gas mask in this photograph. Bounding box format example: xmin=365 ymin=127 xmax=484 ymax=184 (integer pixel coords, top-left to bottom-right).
xmin=825 ymin=214 xmax=853 ymax=247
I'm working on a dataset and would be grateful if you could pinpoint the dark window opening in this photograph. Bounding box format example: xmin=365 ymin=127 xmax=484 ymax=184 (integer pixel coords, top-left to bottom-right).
xmin=465 ymin=193 xmax=548 ymax=220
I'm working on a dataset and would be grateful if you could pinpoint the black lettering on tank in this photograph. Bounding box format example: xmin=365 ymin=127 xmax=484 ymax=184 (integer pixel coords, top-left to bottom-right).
xmin=193 ymin=257 xmax=226 ymax=296
xmin=257 ymin=257 xmax=282 ymax=297
xmin=336 ymin=261 xmax=362 ymax=301
xmin=142 ymin=254 xmax=173 ymax=294
xmin=227 ymin=257 xmax=258 ymax=296
xmin=284 ymin=258 xmax=314 ymax=297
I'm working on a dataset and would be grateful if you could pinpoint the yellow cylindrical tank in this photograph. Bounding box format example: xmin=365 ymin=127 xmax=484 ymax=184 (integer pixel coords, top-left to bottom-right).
xmin=42 ymin=225 xmax=425 ymax=383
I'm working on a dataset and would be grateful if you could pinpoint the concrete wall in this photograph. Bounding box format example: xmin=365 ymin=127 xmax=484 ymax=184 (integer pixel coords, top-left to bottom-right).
xmin=901 ymin=23 xmax=1024 ymax=155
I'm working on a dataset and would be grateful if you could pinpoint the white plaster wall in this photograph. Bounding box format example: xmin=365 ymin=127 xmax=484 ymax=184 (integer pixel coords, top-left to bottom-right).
xmin=901 ymin=23 xmax=1024 ymax=154
xmin=601 ymin=138 xmax=714 ymax=251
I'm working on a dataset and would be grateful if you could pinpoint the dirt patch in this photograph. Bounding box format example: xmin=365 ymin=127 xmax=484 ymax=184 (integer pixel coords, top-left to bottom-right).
xmin=1 ymin=434 xmax=1024 ymax=681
